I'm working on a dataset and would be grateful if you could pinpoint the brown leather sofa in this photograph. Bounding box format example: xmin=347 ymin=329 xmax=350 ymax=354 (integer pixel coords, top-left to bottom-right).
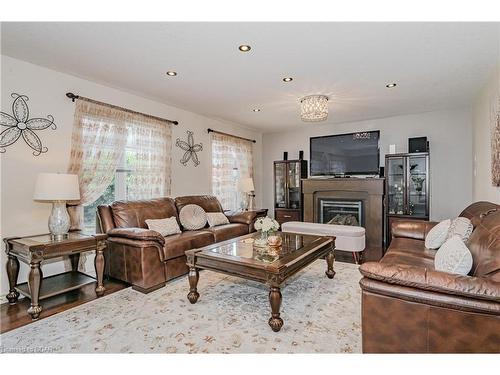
xmin=359 ymin=201 xmax=500 ymax=353
xmin=97 ymin=195 xmax=258 ymax=293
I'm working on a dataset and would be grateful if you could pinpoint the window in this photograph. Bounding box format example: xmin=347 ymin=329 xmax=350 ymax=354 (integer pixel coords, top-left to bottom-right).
xmin=211 ymin=132 xmax=253 ymax=211
xmin=68 ymin=99 xmax=172 ymax=232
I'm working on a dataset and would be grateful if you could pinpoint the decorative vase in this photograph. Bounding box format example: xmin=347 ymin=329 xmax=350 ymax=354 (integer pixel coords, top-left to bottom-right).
xmin=267 ymin=234 xmax=282 ymax=247
xmin=254 ymin=230 xmax=269 ymax=247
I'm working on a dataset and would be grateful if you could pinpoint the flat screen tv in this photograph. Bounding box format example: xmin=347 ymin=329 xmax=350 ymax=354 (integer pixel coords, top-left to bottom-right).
xmin=310 ymin=131 xmax=380 ymax=176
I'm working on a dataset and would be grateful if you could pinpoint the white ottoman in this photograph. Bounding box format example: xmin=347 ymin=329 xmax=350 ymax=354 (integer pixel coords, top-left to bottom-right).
xmin=281 ymin=221 xmax=366 ymax=263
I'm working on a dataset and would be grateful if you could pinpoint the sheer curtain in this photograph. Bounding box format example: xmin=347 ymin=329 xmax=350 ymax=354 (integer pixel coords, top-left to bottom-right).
xmin=67 ymin=99 xmax=172 ymax=229
xmin=211 ymin=132 xmax=253 ymax=211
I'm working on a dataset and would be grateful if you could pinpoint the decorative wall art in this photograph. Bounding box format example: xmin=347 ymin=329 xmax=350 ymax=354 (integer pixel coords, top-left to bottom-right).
xmin=0 ymin=93 xmax=57 ymax=156
xmin=492 ymin=98 xmax=500 ymax=186
xmin=176 ymin=130 xmax=203 ymax=166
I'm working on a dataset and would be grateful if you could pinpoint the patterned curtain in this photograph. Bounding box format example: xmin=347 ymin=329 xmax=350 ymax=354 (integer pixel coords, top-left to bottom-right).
xmin=211 ymin=132 xmax=253 ymax=211
xmin=67 ymin=99 xmax=172 ymax=228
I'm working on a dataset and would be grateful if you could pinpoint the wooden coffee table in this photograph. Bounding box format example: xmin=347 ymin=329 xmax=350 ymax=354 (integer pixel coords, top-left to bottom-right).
xmin=185 ymin=231 xmax=335 ymax=332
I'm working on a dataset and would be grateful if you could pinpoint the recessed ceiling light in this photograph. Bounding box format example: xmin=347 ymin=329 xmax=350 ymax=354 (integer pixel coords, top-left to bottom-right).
xmin=166 ymin=71 xmax=177 ymax=76
xmin=238 ymin=44 xmax=251 ymax=52
xmin=386 ymin=83 xmax=397 ymax=88
xmin=252 ymin=108 xmax=261 ymax=112
xmin=283 ymin=77 xmax=293 ymax=82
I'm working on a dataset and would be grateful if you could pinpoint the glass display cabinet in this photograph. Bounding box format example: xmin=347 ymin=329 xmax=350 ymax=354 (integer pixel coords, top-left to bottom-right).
xmin=274 ymin=159 xmax=308 ymax=225
xmin=385 ymin=152 xmax=430 ymax=246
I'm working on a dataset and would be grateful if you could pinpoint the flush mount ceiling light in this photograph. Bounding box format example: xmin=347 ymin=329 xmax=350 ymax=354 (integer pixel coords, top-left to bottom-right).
xmin=238 ymin=44 xmax=251 ymax=52
xmin=252 ymin=108 xmax=261 ymax=112
xmin=283 ymin=77 xmax=293 ymax=82
xmin=300 ymin=95 xmax=329 ymax=122
xmin=386 ymin=83 xmax=397 ymax=88
xmin=166 ymin=71 xmax=177 ymax=76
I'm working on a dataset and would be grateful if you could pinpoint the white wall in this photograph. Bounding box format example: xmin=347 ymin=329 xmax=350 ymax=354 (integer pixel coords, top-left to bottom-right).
xmin=262 ymin=109 xmax=474 ymax=221
xmin=0 ymin=55 xmax=262 ymax=296
xmin=472 ymin=56 xmax=500 ymax=203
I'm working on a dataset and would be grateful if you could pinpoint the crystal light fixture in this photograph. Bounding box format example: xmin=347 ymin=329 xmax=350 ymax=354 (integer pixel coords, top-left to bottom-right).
xmin=300 ymin=95 xmax=329 ymax=122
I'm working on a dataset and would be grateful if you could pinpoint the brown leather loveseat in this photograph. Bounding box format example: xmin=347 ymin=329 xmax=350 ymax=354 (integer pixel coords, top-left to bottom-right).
xmin=359 ymin=202 xmax=500 ymax=353
xmin=97 ymin=195 xmax=258 ymax=293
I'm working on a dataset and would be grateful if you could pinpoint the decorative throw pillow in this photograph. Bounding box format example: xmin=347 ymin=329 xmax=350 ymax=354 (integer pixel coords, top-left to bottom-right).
xmin=424 ymin=219 xmax=451 ymax=249
xmin=145 ymin=217 xmax=181 ymax=236
xmin=434 ymin=235 xmax=473 ymax=275
xmin=179 ymin=204 xmax=207 ymax=230
xmin=446 ymin=217 xmax=474 ymax=242
xmin=206 ymin=212 xmax=230 ymax=227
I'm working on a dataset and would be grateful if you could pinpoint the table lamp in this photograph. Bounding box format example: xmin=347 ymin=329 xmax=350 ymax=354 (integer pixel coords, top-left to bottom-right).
xmin=238 ymin=177 xmax=255 ymax=211
xmin=33 ymin=173 xmax=80 ymax=240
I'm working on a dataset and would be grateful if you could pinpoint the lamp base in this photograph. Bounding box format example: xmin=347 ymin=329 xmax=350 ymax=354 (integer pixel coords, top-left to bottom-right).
xmin=246 ymin=193 xmax=255 ymax=211
xmin=48 ymin=201 xmax=71 ymax=240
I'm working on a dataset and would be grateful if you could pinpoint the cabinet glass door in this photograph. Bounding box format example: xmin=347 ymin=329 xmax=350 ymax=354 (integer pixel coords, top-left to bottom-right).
xmin=407 ymin=155 xmax=428 ymax=217
xmin=387 ymin=157 xmax=405 ymax=215
xmin=287 ymin=161 xmax=301 ymax=209
xmin=274 ymin=162 xmax=287 ymax=208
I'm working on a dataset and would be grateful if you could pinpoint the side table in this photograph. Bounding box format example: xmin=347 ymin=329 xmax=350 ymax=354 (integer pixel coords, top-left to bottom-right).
xmin=4 ymin=231 xmax=107 ymax=320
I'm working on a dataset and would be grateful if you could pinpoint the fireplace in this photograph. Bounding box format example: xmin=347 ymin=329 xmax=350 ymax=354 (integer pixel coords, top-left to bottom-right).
xmin=319 ymin=199 xmax=363 ymax=226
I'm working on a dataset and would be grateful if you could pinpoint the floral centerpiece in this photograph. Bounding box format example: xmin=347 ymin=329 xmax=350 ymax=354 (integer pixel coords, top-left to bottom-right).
xmin=254 ymin=216 xmax=280 ymax=247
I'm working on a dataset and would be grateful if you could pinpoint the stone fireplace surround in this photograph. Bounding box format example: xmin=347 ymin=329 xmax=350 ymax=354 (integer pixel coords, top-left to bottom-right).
xmin=302 ymin=178 xmax=385 ymax=262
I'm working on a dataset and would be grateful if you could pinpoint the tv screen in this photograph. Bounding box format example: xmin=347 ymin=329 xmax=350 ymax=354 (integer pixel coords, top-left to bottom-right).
xmin=310 ymin=131 xmax=380 ymax=176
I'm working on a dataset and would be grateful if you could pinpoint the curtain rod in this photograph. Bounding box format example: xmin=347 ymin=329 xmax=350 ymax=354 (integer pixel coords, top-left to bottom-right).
xmin=207 ymin=128 xmax=256 ymax=143
xmin=65 ymin=92 xmax=178 ymax=125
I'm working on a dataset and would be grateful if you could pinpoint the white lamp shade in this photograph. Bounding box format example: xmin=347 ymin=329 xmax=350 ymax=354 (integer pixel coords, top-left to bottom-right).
xmin=238 ymin=177 xmax=255 ymax=192
xmin=33 ymin=173 xmax=80 ymax=201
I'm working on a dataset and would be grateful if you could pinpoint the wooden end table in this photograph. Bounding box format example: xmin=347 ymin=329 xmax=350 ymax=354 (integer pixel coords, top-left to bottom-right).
xmin=186 ymin=231 xmax=335 ymax=332
xmin=4 ymin=232 xmax=107 ymax=320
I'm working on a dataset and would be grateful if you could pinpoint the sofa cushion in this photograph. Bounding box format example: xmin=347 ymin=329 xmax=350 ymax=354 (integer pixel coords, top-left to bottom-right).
xmin=446 ymin=217 xmax=474 ymax=242
xmin=207 ymin=212 xmax=230 ymax=227
xmin=175 ymin=195 xmax=224 ymax=214
xmin=111 ymin=197 xmax=178 ymax=228
xmin=382 ymin=237 xmax=436 ymax=269
xmin=145 ymin=217 xmax=181 ymax=236
xmin=424 ymin=219 xmax=451 ymax=249
xmin=179 ymin=204 xmax=208 ymax=230
xmin=205 ymin=223 xmax=248 ymax=242
xmin=162 ymin=230 xmax=214 ymax=260
xmin=435 ymin=235 xmax=473 ymax=275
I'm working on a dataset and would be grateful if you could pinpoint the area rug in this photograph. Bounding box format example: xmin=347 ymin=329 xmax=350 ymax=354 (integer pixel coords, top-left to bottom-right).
xmin=0 ymin=260 xmax=361 ymax=353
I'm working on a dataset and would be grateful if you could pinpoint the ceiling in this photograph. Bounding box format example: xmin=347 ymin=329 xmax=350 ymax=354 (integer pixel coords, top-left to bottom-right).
xmin=1 ymin=22 xmax=499 ymax=133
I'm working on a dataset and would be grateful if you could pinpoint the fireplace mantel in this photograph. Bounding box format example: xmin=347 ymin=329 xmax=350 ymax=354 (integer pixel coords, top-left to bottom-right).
xmin=302 ymin=177 xmax=385 ymax=261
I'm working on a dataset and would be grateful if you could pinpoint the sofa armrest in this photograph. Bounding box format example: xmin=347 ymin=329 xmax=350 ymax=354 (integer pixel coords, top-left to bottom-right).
xmin=107 ymin=227 xmax=165 ymax=246
xmin=391 ymin=220 xmax=438 ymax=241
xmin=359 ymin=262 xmax=500 ymax=302
xmin=226 ymin=211 xmax=258 ymax=225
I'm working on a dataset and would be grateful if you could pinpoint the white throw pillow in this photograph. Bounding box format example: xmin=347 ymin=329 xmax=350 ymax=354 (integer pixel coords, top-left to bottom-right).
xmin=206 ymin=212 xmax=230 ymax=227
xmin=179 ymin=204 xmax=207 ymax=230
xmin=145 ymin=217 xmax=181 ymax=236
xmin=425 ymin=219 xmax=451 ymax=249
xmin=446 ymin=217 xmax=474 ymax=242
xmin=434 ymin=235 xmax=473 ymax=275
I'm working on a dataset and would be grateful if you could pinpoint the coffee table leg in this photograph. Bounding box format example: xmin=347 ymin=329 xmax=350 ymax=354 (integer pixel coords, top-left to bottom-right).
xmin=325 ymin=249 xmax=335 ymax=279
xmin=187 ymin=267 xmax=200 ymax=304
xmin=6 ymin=254 xmax=20 ymax=304
xmin=27 ymin=260 xmax=43 ymax=320
xmin=268 ymin=286 xmax=284 ymax=332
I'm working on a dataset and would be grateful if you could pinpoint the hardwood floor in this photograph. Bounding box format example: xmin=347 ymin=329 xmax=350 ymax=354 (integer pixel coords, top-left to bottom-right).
xmin=1 ymin=278 xmax=128 ymax=334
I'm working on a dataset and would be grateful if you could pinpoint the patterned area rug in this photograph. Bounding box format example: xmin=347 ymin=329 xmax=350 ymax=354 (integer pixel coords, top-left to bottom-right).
xmin=0 ymin=260 xmax=361 ymax=353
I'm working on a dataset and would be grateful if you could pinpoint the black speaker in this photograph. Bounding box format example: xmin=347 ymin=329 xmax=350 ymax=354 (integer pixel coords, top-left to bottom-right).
xmin=283 ymin=151 xmax=288 ymax=160
xmin=379 ymin=166 xmax=385 ymax=177
xmin=299 ymin=150 xmax=304 ymax=160
xmin=409 ymin=137 xmax=428 ymax=153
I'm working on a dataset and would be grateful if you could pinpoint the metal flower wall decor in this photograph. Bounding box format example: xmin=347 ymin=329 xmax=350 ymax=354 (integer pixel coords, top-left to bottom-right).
xmin=176 ymin=130 xmax=203 ymax=166
xmin=492 ymin=98 xmax=500 ymax=186
xmin=0 ymin=93 xmax=57 ymax=156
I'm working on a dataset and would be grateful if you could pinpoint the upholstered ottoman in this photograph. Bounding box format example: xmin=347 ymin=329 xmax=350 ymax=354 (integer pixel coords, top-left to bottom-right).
xmin=281 ymin=221 xmax=366 ymax=263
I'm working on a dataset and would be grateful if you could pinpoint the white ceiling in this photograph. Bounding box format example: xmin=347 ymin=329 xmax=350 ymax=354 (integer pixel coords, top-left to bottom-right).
xmin=1 ymin=22 xmax=499 ymax=133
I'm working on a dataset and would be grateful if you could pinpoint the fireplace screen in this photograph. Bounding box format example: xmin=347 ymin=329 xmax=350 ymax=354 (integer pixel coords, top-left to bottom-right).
xmin=319 ymin=200 xmax=363 ymax=226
